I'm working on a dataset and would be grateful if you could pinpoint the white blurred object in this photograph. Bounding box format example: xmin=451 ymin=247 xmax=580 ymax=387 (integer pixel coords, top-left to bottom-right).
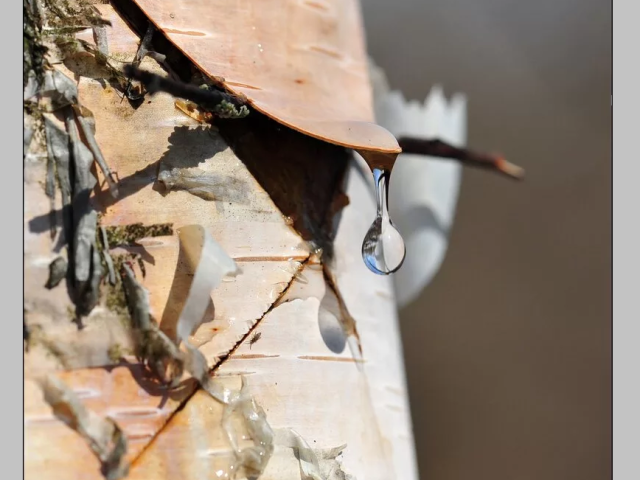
xmin=370 ymin=61 xmax=467 ymax=308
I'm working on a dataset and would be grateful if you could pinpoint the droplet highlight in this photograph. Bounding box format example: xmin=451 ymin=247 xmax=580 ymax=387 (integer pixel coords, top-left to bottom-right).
xmin=361 ymin=168 xmax=406 ymax=275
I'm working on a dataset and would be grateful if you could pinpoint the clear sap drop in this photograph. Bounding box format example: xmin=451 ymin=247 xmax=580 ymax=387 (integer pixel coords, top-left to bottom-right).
xmin=362 ymin=168 xmax=406 ymax=275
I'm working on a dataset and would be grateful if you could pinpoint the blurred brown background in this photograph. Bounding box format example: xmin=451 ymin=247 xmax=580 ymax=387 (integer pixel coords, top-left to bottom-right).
xmin=361 ymin=1 xmax=611 ymax=479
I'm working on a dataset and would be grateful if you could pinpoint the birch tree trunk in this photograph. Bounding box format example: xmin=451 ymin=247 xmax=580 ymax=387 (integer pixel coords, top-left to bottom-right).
xmin=24 ymin=2 xmax=465 ymax=479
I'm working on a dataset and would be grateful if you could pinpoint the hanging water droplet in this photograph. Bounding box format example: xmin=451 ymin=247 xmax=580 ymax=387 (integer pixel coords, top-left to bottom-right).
xmin=362 ymin=168 xmax=406 ymax=275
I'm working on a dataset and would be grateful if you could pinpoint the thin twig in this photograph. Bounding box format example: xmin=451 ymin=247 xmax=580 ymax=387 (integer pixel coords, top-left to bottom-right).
xmin=398 ymin=137 xmax=524 ymax=180
xmin=124 ymin=23 xmax=155 ymax=100
xmin=123 ymin=65 xmax=249 ymax=118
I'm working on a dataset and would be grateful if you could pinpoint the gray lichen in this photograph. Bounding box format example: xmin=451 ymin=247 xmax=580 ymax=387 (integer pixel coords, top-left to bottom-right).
xmin=103 ymin=223 xmax=174 ymax=246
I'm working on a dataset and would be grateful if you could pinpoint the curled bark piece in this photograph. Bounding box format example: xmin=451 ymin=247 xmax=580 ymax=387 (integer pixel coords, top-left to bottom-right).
xmin=274 ymin=429 xmax=353 ymax=480
xmin=43 ymin=113 xmax=72 ymax=237
xmin=222 ymin=379 xmax=275 ymax=478
xmin=175 ymin=225 xmax=240 ymax=341
xmin=45 ymin=256 xmax=68 ymax=289
xmin=121 ymin=263 xmax=184 ymax=385
xmin=31 ymin=69 xmax=79 ymax=112
xmin=65 ymin=107 xmax=102 ymax=315
xmin=157 ymin=168 xmax=249 ymax=203
xmin=40 ymin=90 xmax=104 ymax=318
xmin=37 ymin=375 xmax=129 ymax=480
xmin=121 ymin=263 xmax=152 ymax=331
xmin=275 ymin=429 xmax=323 ymax=480
xmin=135 ymin=327 xmax=184 ymax=386
xmin=45 ymin=148 xmax=56 ymax=211
xmin=43 ymin=119 xmax=59 ymax=237
xmin=170 ymin=225 xmax=278 ymax=476
xmin=24 ymin=73 xmax=40 ymax=103
xmin=173 ymin=224 xmax=239 ymax=401
xmin=24 ymin=114 xmax=35 ymax=156
xmin=74 ymin=210 xmax=98 ymax=283
xmin=99 ymin=226 xmax=116 ymax=286
xmin=72 ymin=104 xmax=96 ymax=135
xmin=73 ymin=108 xmax=119 ymax=198
xmin=43 ymin=114 xmax=72 ymax=207
xmin=92 ymin=25 xmax=109 ymax=64
xmin=66 ymin=108 xmax=96 ymax=194
xmin=76 ymin=243 xmax=103 ymax=317
xmin=182 ymin=342 xmax=233 ymax=404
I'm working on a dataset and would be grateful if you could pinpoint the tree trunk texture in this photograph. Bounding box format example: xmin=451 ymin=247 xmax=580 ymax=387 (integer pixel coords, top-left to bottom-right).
xmin=24 ymin=2 xmax=423 ymax=480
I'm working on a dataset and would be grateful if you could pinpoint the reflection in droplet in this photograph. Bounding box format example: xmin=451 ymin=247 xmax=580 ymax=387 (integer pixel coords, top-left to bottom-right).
xmin=362 ymin=168 xmax=406 ymax=275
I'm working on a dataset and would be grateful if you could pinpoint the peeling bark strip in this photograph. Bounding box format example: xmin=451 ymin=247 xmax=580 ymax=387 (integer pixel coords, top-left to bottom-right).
xmin=38 ymin=376 xmax=129 ymax=480
xmin=24 ymin=0 xmax=48 ymax=86
xmin=45 ymin=256 xmax=68 ymax=289
xmin=218 ymin=379 xmax=275 ymax=477
xmin=73 ymin=107 xmax=119 ymax=197
xmin=121 ymin=262 xmax=185 ymax=386
xmin=128 ymin=229 xmax=341 ymax=479
xmin=174 ymin=225 xmax=240 ymax=340
xmin=156 ymin=227 xmax=274 ymax=476
xmin=99 ymin=226 xmax=116 ymax=286
xmin=25 ymin=4 xmax=121 ymax=319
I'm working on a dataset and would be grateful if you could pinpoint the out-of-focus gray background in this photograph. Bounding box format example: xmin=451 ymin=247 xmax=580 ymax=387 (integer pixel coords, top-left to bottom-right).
xmin=361 ymin=1 xmax=611 ymax=479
